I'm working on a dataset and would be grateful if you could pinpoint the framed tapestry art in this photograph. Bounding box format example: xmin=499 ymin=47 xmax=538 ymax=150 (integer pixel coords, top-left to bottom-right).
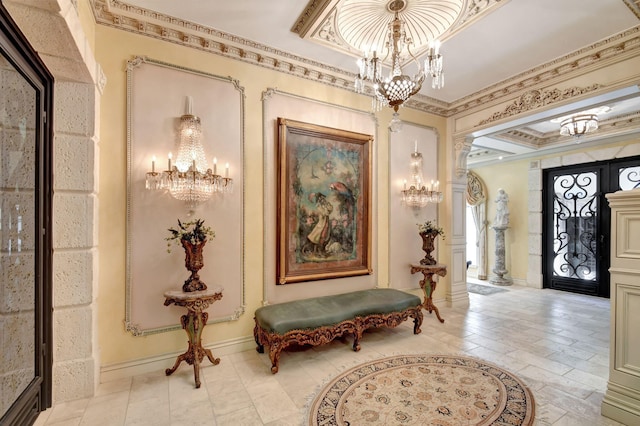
xmin=277 ymin=118 xmax=372 ymax=284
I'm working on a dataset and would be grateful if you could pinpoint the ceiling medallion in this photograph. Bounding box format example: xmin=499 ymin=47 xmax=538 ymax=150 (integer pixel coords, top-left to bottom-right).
xmin=352 ymin=0 xmax=462 ymax=129
xmin=337 ymin=0 xmax=463 ymax=57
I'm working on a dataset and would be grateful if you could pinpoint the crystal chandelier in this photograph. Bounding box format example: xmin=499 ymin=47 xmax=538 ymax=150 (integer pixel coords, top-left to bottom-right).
xmin=559 ymin=114 xmax=599 ymax=137
xmin=401 ymin=142 xmax=442 ymax=207
xmin=354 ymin=0 xmax=444 ymax=120
xmin=145 ymin=96 xmax=232 ymax=207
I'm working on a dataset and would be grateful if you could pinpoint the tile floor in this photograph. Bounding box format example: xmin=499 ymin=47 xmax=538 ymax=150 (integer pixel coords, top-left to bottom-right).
xmin=35 ymin=281 xmax=625 ymax=425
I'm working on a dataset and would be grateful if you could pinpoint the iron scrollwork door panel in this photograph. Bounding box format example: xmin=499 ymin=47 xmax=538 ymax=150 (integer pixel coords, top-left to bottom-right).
xmin=618 ymin=165 xmax=640 ymax=190
xmin=552 ymin=172 xmax=598 ymax=282
xmin=544 ymin=157 xmax=640 ymax=298
xmin=545 ymin=167 xmax=602 ymax=296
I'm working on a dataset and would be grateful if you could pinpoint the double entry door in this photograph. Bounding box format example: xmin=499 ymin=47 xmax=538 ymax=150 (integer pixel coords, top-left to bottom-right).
xmin=542 ymin=156 xmax=640 ymax=297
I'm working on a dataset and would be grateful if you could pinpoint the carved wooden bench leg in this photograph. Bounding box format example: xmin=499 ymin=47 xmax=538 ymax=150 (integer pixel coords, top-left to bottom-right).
xmin=254 ymin=323 xmax=265 ymax=353
xmin=353 ymin=328 xmax=362 ymax=352
xmin=413 ymin=308 xmax=424 ymax=334
xmin=268 ymin=342 xmax=282 ymax=374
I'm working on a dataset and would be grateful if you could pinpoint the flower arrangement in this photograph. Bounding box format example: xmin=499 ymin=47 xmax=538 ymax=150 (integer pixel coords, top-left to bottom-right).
xmin=417 ymin=220 xmax=445 ymax=239
xmin=166 ymin=219 xmax=215 ymax=252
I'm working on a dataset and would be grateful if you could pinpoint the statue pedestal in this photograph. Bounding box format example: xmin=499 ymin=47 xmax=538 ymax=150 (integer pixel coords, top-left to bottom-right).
xmin=490 ymin=225 xmax=512 ymax=286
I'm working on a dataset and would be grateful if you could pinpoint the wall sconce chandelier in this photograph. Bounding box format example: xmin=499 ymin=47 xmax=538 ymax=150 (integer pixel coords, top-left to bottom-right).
xmin=354 ymin=0 xmax=444 ymax=121
xmin=560 ymin=114 xmax=599 ymax=137
xmin=401 ymin=142 xmax=442 ymax=207
xmin=145 ymin=96 xmax=233 ymax=207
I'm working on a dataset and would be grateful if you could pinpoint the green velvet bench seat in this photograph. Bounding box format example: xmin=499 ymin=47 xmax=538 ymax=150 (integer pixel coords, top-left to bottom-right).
xmin=253 ymin=288 xmax=423 ymax=373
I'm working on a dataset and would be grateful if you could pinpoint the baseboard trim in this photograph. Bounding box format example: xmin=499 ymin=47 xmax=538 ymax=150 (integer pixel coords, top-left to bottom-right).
xmin=99 ymin=335 xmax=256 ymax=383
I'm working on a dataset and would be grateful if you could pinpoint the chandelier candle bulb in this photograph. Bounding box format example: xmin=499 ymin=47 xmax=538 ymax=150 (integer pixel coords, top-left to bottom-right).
xmin=168 ymin=152 xmax=172 ymax=171
xmin=225 ymin=163 xmax=229 ymax=178
xmin=213 ymin=157 xmax=217 ymax=175
xmin=186 ymin=95 xmax=193 ymax=115
xmin=152 ymin=155 xmax=156 ymax=173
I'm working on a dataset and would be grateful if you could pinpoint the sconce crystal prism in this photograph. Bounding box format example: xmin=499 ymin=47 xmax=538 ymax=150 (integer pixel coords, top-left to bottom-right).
xmin=401 ymin=144 xmax=442 ymax=207
xmin=145 ymin=96 xmax=233 ymax=207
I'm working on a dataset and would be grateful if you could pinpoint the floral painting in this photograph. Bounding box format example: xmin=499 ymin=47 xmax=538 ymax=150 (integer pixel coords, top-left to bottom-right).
xmin=276 ymin=118 xmax=372 ymax=284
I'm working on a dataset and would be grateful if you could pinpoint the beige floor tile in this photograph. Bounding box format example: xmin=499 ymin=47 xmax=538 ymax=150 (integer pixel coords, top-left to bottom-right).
xmin=36 ymin=285 xmax=624 ymax=425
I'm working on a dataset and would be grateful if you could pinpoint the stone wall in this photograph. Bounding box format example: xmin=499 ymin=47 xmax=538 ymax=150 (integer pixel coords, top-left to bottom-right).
xmin=4 ymin=0 xmax=102 ymax=403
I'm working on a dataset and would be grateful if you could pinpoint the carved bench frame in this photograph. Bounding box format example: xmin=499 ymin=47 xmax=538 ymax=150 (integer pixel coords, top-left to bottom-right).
xmin=253 ymin=306 xmax=423 ymax=373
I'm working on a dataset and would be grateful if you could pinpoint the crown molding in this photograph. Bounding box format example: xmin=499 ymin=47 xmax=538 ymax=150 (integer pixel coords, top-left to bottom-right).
xmin=90 ymin=1 xmax=640 ymax=119
xmin=449 ymin=25 xmax=640 ymax=117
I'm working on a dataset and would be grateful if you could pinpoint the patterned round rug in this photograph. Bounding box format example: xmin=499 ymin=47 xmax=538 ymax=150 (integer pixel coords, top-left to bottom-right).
xmin=309 ymin=354 xmax=535 ymax=425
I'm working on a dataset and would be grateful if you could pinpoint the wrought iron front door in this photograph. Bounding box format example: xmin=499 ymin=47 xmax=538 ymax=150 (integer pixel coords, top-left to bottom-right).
xmin=543 ymin=157 xmax=640 ymax=297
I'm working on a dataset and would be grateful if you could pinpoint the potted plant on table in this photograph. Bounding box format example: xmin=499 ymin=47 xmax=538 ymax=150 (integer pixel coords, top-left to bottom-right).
xmin=167 ymin=219 xmax=215 ymax=292
xmin=417 ymin=220 xmax=445 ymax=266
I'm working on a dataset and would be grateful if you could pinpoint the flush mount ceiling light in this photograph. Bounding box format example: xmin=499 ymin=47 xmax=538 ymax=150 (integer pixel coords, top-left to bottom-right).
xmin=553 ymin=106 xmax=611 ymax=138
xmin=559 ymin=114 xmax=599 ymax=137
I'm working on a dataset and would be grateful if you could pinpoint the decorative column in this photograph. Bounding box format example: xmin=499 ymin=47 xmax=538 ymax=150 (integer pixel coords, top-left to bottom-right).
xmin=490 ymin=189 xmax=512 ymax=286
xmin=490 ymin=225 xmax=512 ymax=286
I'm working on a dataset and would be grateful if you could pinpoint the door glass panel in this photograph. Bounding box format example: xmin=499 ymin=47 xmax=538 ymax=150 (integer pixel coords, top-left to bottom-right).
xmin=552 ymin=172 xmax=598 ymax=281
xmin=619 ymin=166 xmax=640 ymax=190
xmin=0 ymin=53 xmax=36 ymax=418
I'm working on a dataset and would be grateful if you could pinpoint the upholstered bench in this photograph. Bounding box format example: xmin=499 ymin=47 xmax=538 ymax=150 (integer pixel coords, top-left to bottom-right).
xmin=253 ymin=288 xmax=423 ymax=373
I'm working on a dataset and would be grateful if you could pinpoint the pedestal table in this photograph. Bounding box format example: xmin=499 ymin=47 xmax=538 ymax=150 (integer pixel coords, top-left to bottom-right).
xmin=164 ymin=287 xmax=223 ymax=388
xmin=409 ymin=263 xmax=447 ymax=323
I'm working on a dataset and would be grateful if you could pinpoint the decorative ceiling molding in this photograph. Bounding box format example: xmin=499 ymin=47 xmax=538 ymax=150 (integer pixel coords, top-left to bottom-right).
xmin=477 ymin=85 xmax=603 ymax=126
xmin=450 ymin=26 xmax=640 ymax=116
xmin=485 ymin=110 xmax=640 ymax=151
xmin=291 ymin=0 xmax=339 ymax=36
xmin=622 ymin=0 xmax=640 ymax=19
xmin=491 ymin=129 xmax=545 ymax=148
xmin=90 ymin=1 xmax=639 ymax=119
xmin=293 ymin=0 xmax=507 ymax=60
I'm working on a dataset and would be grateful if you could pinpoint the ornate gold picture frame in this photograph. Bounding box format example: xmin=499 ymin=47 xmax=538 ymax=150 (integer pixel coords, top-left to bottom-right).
xmin=276 ymin=118 xmax=373 ymax=284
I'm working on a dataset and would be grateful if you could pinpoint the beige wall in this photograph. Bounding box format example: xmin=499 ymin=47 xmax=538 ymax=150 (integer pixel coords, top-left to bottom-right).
xmin=94 ymin=25 xmax=446 ymax=368
xmin=471 ymin=159 xmax=530 ymax=282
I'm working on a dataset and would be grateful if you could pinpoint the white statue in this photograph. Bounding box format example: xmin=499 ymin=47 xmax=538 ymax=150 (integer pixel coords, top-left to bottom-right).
xmin=494 ymin=188 xmax=510 ymax=227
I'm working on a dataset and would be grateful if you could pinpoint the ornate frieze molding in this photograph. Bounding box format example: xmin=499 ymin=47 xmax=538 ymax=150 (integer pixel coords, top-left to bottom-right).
xmin=477 ymin=85 xmax=602 ymax=126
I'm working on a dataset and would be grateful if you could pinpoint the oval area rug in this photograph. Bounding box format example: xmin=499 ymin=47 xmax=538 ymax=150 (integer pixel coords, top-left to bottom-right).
xmin=309 ymin=354 xmax=535 ymax=425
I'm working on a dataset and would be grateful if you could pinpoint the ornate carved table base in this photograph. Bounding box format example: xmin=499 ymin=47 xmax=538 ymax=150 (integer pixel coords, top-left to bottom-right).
xmin=164 ymin=288 xmax=223 ymax=388
xmin=410 ymin=263 xmax=447 ymax=323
